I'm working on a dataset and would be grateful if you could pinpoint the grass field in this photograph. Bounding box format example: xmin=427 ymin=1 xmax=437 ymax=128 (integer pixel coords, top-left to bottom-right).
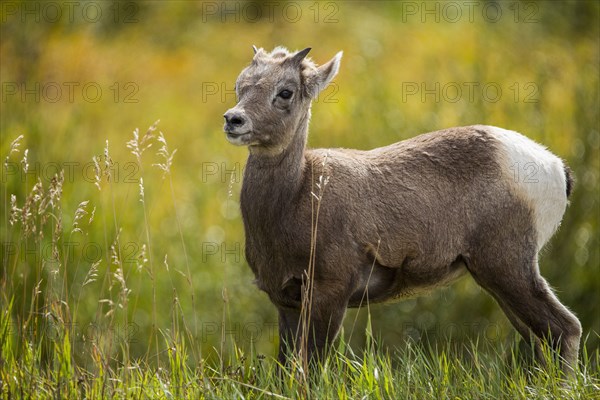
xmin=1 ymin=1 xmax=599 ymax=398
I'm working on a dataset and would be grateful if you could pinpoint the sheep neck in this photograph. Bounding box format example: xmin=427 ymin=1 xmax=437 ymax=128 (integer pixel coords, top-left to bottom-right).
xmin=242 ymin=111 xmax=310 ymax=213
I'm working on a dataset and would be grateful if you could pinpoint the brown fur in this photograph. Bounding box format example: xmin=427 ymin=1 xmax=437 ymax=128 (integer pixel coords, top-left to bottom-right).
xmin=223 ymin=47 xmax=581 ymax=372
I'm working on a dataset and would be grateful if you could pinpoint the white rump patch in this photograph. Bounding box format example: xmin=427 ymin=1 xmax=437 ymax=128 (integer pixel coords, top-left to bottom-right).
xmin=488 ymin=126 xmax=568 ymax=250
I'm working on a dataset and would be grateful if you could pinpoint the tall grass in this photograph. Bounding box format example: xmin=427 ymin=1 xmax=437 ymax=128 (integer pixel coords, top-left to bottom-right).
xmin=1 ymin=130 xmax=598 ymax=398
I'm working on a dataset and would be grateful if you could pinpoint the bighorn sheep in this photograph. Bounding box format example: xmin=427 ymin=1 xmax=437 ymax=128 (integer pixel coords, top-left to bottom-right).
xmin=223 ymin=46 xmax=581 ymax=372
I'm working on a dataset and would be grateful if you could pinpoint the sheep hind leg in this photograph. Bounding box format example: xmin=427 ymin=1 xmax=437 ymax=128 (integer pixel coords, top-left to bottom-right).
xmin=493 ymin=294 xmax=546 ymax=366
xmin=468 ymin=255 xmax=581 ymax=375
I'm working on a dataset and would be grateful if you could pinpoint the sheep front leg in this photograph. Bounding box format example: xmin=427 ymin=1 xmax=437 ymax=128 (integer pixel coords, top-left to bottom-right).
xmin=277 ymin=303 xmax=346 ymax=366
xmin=278 ymin=307 xmax=301 ymax=365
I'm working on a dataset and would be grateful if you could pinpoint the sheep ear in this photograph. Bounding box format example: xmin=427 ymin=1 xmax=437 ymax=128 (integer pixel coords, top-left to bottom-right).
xmin=252 ymin=45 xmax=258 ymax=54
xmin=309 ymin=51 xmax=343 ymax=97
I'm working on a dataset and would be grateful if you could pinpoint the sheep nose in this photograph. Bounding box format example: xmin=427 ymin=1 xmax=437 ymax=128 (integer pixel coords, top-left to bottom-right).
xmin=223 ymin=110 xmax=246 ymax=128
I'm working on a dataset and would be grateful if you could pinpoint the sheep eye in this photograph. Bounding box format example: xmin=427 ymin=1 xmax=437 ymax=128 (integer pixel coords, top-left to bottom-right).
xmin=278 ymin=89 xmax=293 ymax=99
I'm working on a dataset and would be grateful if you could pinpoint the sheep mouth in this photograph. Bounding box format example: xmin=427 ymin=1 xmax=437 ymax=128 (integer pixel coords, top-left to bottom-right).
xmin=225 ymin=131 xmax=252 ymax=145
xmin=225 ymin=131 xmax=250 ymax=137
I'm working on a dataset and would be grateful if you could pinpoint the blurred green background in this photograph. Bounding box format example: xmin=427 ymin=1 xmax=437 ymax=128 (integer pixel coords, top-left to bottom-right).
xmin=1 ymin=0 xmax=598 ymax=367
